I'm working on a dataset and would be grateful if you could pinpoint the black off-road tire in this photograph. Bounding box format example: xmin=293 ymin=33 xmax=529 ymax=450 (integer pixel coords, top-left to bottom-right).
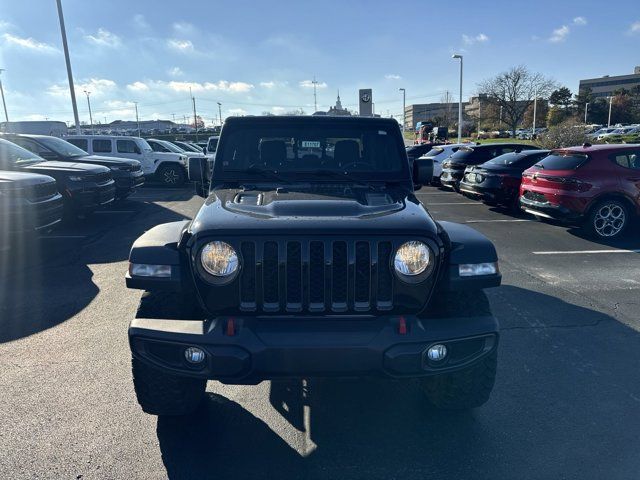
xmin=419 ymin=349 xmax=497 ymax=410
xmin=132 ymin=357 xmax=206 ymax=416
xmin=131 ymin=291 xmax=206 ymax=416
xmin=157 ymin=163 xmax=186 ymax=186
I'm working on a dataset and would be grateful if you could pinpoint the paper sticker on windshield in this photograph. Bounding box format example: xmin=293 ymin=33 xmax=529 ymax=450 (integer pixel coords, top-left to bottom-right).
xmin=301 ymin=141 xmax=321 ymax=148
xmin=378 ymin=130 xmax=387 ymax=135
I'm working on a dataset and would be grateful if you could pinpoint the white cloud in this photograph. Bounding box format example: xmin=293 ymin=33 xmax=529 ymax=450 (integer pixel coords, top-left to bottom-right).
xmin=104 ymin=100 xmax=135 ymax=109
xmin=299 ymin=79 xmax=327 ymax=89
xmin=85 ymin=28 xmax=121 ymax=48
xmin=48 ymin=78 xmax=117 ymax=99
xmin=549 ymin=25 xmax=570 ymax=42
xmin=385 ymin=74 xmax=402 ymax=80
xmin=132 ymin=14 xmax=149 ymax=30
xmin=1 ymin=33 xmax=58 ymax=53
xmin=573 ymin=16 xmax=587 ymax=26
xmin=167 ymin=80 xmax=254 ymax=93
xmin=260 ymin=81 xmax=275 ymax=88
xmin=126 ymin=81 xmax=149 ymax=92
xmin=227 ymin=108 xmax=247 ymax=116
xmin=168 ymin=67 xmax=184 ymax=77
xmin=167 ymin=39 xmax=194 ymax=52
xmin=629 ymin=20 xmax=640 ymax=35
xmin=462 ymin=33 xmax=489 ymax=45
xmin=271 ymin=106 xmax=286 ymax=114
xmin=172 ymin=22 xmax=196 ymax=35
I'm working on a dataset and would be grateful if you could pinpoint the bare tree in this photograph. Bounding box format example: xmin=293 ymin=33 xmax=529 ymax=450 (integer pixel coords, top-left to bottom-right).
xmin=477 ymin=66 xmax=556 ymax=137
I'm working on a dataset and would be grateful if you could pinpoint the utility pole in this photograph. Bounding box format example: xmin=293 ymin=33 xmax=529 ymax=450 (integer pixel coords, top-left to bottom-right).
xmin=532 ymin=88 xmax=538 ymax=137
xmin=172 ymin=113 xmax=176 ymax=123
xmin=217 ymin=102 xmax=222 ymax=127
xmin=399 ymin=88 xmax=406 ymax=131
xmin=192 ymin=96 xmax=198 ymax=141
xmin=499 ymin=105 xmax=503 ymax=127
xmin=84 ymin=90 xmax=94 ymax=134
xmin=452 ymin=54 xmax=463 ymax=143
xmin=311 ymin=76 xmax=319 ymax=112
xmin=0 ymin=69 xmax=8 ymax=122
xmin=584 ymin=102 xmax=589 ymax=124
xmin=607 ymin=96 xmax=613 ymax=127
xmin=134 ymin=102 xmax=140 ymax=137
xmin=55 ymin=0 xmax=80 ymax=134
xmin=478 ymin=96 xmax=482 ymax=139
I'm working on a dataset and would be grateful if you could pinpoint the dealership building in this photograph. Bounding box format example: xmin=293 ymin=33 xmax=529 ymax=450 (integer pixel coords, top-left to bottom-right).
xmin=579 ymin=66 xmax=640 ymax=98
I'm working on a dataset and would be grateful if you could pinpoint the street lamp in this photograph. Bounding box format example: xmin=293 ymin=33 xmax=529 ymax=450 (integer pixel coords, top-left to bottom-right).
xmin=584 ymin=102 xmax=589 ymax=124
xmin=452 ymin=54 xmax=463 ymax=143
xmin=84 ymin=90 xmax=93 ymax=134
xmin=399 ymin=88 xmax=406 ymax=132
xmin=217 ymin=102 xmax=222 ymax=127
xmin=56 ymin=0 xmax=81 ymax=134
xmin=607 ymin=96 xmax=613 ymax=127
xmin=0 ymin=68 xmax=8 ymax=122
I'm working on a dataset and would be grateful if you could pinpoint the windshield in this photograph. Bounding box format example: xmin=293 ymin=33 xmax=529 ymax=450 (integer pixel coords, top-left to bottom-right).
xmin=138 ymin=139 xmax=153 ymax=152
xmin=216 ymin=124 xmax=407 ymax=181
xmin=486 ymin=152 xmax=544 ymax=166
xmin=0 ymin=138 xmax=44 ymax=166
xmin=159 ymin=140 xmax=184 ymax=153
xmin=37 ymin=136 xmax=88 ymax=157
xmin=448 ymin=147 xmax=477 ymax=161
xmin=533 ymin=153 xmax=588 ymax=170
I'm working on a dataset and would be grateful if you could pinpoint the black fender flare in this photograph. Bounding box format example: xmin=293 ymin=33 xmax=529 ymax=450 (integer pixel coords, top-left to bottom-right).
xmin=437 ymin=221 xmax=501 ymax=291
xmin=126 ymin=220 xmax=190 ymax=291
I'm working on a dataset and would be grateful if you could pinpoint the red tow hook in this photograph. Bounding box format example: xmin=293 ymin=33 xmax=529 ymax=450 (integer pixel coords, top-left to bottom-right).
xmin=225 ymin=318 xmax=236 ymax=336
xmin=398 ymin=316 xmax=407 ymax=335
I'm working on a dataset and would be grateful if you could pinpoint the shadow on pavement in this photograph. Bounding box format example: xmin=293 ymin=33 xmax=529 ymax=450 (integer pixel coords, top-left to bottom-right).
xmin=156 ymin=286 xmax=640 ymax=480
xmin=0 ymin=197 xmax=191 ymax=343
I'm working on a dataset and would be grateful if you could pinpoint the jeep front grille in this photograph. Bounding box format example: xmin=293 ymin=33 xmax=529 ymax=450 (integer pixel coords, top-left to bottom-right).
xmin=238 ymin=239 xmax=394 ymax=313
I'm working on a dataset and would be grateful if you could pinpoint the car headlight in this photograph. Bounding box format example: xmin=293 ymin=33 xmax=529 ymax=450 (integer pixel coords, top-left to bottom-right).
xmin=394 ymin=241 xmax=432 ymax=278
xmin=200 ymin=241 xmax=239 ymax=277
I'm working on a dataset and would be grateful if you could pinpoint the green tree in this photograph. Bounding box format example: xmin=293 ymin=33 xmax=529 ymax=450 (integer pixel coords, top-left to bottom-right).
xmin=574 ymin=87 xmax=593 ymax=123
xmin=549 ymin=87 xmax=573 ymax=109
xmin=547 ymin=106 xmax=570 ymax=126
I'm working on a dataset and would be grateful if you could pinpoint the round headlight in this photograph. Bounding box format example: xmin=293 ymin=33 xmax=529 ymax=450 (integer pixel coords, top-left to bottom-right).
xmin=394 ymin=241 xmax=432 ymax=277
xmin=200 ymin=241 xmax=238 ymax=277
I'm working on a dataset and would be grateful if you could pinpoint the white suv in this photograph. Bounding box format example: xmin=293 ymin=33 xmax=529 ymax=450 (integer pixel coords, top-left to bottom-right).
xmin=65 ymin=135 xmax=188 ymax=186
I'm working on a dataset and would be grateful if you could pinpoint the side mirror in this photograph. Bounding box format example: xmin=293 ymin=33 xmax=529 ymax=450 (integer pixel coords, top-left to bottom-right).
xmin=134 ymin=146 xmax=141 ymax=155
xmin=188 ymin=156 xmax=209 ymax=197
xmin=412 ymin=157 xmax=433 ymax=189
xmin=202 ymin=146 xmax=207 ymax=155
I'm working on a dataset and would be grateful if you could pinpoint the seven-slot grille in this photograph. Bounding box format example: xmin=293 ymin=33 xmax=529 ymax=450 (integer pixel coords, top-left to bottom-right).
xmin=238 ymin=239 xmax=394 ymax=313
xmin=25 ymin=181 xmax=58 ymax=202
xmin=86 ymin=171 xmax=112 ymax=184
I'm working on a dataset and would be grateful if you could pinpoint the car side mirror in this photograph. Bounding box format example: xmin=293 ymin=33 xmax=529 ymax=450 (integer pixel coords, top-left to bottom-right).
xmin=134 ymin=146 xmax=141 ymax=155
xmin=188 ymin=156 xmax=209 ymax=197
xmin=202 ymin=146 xmax=207 ymax=154
xmin=412 ymin=157 xmax=433 ymax=189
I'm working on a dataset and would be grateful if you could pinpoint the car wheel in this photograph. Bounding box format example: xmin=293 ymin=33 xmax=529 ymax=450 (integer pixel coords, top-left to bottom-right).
xmin=419 ymin=350 xmax=497 ymax=410
xmin=586 ymin=199 xmax=629 ymax=239
xmin=157 ymin=164 xmax=185 ymax=186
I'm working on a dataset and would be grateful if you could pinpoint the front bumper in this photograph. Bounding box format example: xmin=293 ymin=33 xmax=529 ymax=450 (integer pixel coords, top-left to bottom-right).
xmin=114 ymin=171 xmax=145 ymax=197
xmin=129 ymin=314 xmax=499 ymax=383
xmin=459 ymin=182 xmax=514 ymax=204
xmin=68 ymin=180 xmax=116 ymax=213
xmin=3 ymin=194 xmax=64 ymax=233
xmin=440 ymin=169 xmax=464 ymax=189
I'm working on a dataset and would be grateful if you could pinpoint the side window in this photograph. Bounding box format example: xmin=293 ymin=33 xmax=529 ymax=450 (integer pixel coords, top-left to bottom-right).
xmin=67 ymin=138 xmax=88 ymax=151
xmin=13 ymin=138 xmax=50 ymax=155
xmin=149 ymin=141 xmax=166 ymax=152
xmin=117 ymin=139 xmax=139 ymax=154
xmin=612 ymin=151 xmax=640 ymax=170
xmin=613 ymin=154 xmax=631 ymax=169
xmin=500 ymin=147 xmax=516 ymax=155
xmin=630 ymin=152 xmax=640 ymax=170
xmin=92 ymin=139 xmax=112 ymax=153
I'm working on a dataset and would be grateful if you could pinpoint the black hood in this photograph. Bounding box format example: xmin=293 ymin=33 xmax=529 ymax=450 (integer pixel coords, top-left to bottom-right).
xmin=73 ymin=155 xmax=139 ymax=168
xmin=21 ymin=161 xmax=110 ymax=179
xmin=189 ymin=185 xmax=438 ymax=237
xmin=0 ymin=170 xmax=56 ymax=187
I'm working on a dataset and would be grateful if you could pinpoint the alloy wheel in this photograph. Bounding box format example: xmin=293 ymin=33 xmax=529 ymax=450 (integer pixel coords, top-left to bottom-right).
xmin=163 ymin=169 xmax=179 ymax=185
xmin=593 ymin=202 xmax=626 ymax=237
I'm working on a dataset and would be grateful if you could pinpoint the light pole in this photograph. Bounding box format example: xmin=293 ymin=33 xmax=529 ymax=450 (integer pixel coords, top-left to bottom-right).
xmin=607 ymin=96 xmax=613 ymax=127
xmin=499 ymin=105 xmax=503 ymax=128
xmin=192 ymin=96 xmax=198 ymax=141
xmin=311 ymin=76 xmax=319 ymax=112
xmin=134 ymin=102 xmax=140 ymax=137
xmin=584 ymin=102 xmax=589 ymax=124
xmin=477 ymin=96 xmax=482 ymax=139
xmin=399 ymin=88 xmax=406 ymax=131
xmin=84 ymin=90 xmax=93 ymax=134
xmin=452 ymin=54 xmax=463 ymax=143
xmin=0 ymin=69 xmax=8 ymax=122
xmin=217 ymin=102 xmax=222 ymax=127
xmin=55 ymin=0 xmax=81 ymax=134
xmin=532 ymin=88 xmax=538 ymax=137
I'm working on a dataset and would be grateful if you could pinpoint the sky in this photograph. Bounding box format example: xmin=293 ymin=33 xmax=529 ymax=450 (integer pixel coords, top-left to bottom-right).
xmin=0 ymin=0 xmax=639 ymax=125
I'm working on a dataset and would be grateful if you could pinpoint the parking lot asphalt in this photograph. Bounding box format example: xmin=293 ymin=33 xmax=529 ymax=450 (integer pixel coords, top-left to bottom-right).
xmin=1 ymin=185 xmax=639 ymax=479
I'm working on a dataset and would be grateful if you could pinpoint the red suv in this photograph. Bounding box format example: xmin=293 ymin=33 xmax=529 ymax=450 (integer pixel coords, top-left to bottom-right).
xmin=520 ymin=144 xmax=640 ymax=239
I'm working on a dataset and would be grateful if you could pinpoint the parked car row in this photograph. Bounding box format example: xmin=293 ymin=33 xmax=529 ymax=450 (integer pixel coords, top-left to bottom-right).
xmin=419 ymin=142 xmax=640 ymax=239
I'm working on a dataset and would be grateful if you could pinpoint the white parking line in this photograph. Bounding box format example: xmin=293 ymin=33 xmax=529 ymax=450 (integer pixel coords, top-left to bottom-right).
xmin=40 ymin=235 xmax=87 ymax=239
xmin=532 ymin=249 xmax=640 ymax=255
xmin=466 ymin=219 xmax=532 ymax=223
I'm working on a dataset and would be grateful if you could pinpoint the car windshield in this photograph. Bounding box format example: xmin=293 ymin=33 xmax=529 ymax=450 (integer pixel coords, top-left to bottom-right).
xmin=0 ymin=138 xmax=45 ymax=166
xmin=424 ymin=146 xmax=446 ymax=158
xmin=158 ymin=140 xmax=184 ymax=153
xmin=37 ymin=136 xmax=88 ymax=157
xmin=486 ymin=152 xmax=541 ymax=166
xmin=448 ymin=147 xmax=478 ymax=161
xmin=216 ymin=123 xmax=406 ymax=181
xmin=533 ymin=153 xmax=589 ymax=170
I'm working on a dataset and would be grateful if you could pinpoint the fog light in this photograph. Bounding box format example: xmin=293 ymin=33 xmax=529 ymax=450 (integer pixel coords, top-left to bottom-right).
xmin=184 ymin=347 xmax=206 ymax=364
xmin=459 ymin=262 xmax=498 ymax=277
xmin=427 ymin=344 xmax=448 ymax=362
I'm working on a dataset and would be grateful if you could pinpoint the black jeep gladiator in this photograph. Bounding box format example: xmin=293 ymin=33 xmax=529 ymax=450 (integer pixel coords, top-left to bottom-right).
xmin=126 ymin=116 xmax=501 ymax=416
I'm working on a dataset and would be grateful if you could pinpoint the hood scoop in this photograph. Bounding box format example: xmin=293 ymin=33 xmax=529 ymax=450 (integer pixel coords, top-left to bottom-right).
xmin=227 ymin=190 xmax=402 ymax=218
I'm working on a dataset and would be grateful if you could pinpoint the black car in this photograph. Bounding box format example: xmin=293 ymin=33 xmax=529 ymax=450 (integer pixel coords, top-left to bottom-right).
xmin=459 ymin=150 xmax=550 ymax=208
xmin=405 ymin=142 xmax=443 ymax=164
xmin=440 ymin=143 xmax=540 ymax=191
xmin=3 ymin=134 xmax=144 ymax=200
xmin=0 ymin=170 xmax=63 ymax=234
xmin=0 ymin=138 xmax=115 ymax=218
xmin=125 ymin=116 xmax=502 ymax=417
